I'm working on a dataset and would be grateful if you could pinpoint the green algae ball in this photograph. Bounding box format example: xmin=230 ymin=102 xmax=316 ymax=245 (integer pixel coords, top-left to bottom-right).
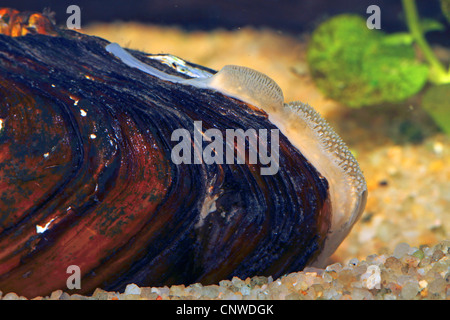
xmin=307 ymin=14 xmax=429 ymax=108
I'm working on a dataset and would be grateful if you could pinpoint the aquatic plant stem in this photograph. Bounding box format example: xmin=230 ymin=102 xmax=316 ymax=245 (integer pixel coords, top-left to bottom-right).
xmin=402 ymin=0 xmax=450 ymax=84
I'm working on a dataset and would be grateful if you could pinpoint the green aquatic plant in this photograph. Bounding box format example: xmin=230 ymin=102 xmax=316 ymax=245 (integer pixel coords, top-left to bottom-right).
xmin=421 ymin=84 xmax=450 ymax=134
xmin=307 ymin=0 xmax=450 ymax=109
xmin=440 ymin=0 xmax=450 ymax=23
xmin=402 ymin=0 xmax=450 ymax=84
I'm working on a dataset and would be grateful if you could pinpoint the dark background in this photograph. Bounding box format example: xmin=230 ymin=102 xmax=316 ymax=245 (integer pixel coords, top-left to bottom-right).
xmin=2 ymin=0 xmax=449 ymax=44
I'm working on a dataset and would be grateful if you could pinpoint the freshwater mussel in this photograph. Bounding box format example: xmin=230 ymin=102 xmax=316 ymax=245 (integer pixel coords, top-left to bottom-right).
xmin=0 ymin=9 xmax=367 ymax=298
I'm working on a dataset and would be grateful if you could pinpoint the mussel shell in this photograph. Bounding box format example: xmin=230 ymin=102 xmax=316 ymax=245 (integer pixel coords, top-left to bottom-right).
xmin=0 ymin=26 xmax=331 ymax=297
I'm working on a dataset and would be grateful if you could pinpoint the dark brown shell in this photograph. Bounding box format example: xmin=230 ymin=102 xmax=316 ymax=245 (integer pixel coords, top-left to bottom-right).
xmin=0 ymin=9 xmax=331 ymax=298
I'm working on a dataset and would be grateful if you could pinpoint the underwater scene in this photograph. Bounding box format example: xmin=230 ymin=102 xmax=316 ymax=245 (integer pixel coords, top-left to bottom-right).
xmin=0 ymin=0 xmax=449 ymax=301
